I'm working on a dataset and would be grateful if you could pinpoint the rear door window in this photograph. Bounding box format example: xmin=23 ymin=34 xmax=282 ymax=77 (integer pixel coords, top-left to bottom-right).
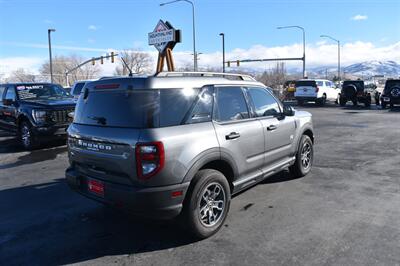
xmin=214 ymin=87 xmax=249 ymax=122
xmin=316 ymin=81 xmax=324 ymax=87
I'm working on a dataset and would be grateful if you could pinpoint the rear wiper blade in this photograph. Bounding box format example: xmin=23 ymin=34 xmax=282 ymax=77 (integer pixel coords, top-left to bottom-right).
xmin=88 ymin=116 xmax=107 ymax=125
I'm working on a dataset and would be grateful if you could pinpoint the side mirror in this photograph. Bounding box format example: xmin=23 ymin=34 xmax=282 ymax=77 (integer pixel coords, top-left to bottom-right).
xmin=3 ymin=99 xmax=14 ymax=106
xmin=283 ymin=105 xmax=295 ymax=116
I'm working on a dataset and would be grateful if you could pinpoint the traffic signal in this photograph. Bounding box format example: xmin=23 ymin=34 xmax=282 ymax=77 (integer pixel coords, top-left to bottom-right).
xmin=237 ymin=60 xmax=240 ymax=67
xmin=100 ymin=56 xmax=104 ymax=64
xmin=92 ymin=58 xmax=95 ymax=65
xmin=111 ymin=52 xmax=115 ymax=63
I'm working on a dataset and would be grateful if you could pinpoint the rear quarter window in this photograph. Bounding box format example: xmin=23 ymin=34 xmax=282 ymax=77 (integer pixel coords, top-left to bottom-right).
xmin=0 ymin=86 xmax=5 ymax=98
xmin=72 ymin=82 xmax=86 ymax=96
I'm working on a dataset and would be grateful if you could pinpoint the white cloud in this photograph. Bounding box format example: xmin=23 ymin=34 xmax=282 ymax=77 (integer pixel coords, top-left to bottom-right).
xmin=87 ymin=38 xmax=96 ymax=44
xmin=1 ymin=41 xmax=399 ymax=78
xmin=43 ymin=19 xmax=53 ymax=24
xmin=351 ymin=15 xmax=368 ymax=21
xmin=88 ymin=25 xmax=98 ymax=31
xmin=0 ymin=57 xmax=45 ymax=77
xmin=0 ymin=41 xmax=112 ymax=53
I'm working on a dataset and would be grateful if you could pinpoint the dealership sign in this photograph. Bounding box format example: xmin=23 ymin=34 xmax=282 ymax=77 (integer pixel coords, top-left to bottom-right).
xmin=148 ymin=20 xmax=180 ymax=53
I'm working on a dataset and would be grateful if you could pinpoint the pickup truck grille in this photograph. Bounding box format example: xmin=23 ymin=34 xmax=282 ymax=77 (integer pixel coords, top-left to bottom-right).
xmin=52 ymin=109 xmax=74 ymax=123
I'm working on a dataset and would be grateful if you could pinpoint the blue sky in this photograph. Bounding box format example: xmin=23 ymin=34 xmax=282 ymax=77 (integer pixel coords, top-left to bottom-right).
xmin=0 ymin=0 xmax=399 ymax=75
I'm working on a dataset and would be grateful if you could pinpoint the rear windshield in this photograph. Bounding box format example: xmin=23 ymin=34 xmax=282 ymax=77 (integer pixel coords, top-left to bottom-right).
xmin=295 ymin=80 xmax=316 ymax=87
xmin=385 ymin=80 xmax=400 ymax=92
xmin=74 ymin=88 xmax=200 ymax=128
xmin=72 ymin=82 xmax=85 ymax=95
xmin=343 ymin=81 xmax=364 ymax=90
xmin=343 ymin=81 xmax=363 ymax=86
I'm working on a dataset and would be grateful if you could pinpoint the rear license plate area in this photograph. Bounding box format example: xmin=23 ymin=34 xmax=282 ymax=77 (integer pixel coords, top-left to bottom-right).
xmin=88 ymin=179 xmax=104 ymax=197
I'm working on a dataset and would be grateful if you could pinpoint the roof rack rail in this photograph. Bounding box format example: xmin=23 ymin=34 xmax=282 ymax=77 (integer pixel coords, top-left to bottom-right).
xmin=156 ymin=71 xmax=256 ymax=81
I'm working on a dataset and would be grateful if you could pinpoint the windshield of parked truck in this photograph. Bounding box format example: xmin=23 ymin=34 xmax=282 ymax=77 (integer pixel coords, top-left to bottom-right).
xmin=16 ymin=84 xmax=71 ymax=100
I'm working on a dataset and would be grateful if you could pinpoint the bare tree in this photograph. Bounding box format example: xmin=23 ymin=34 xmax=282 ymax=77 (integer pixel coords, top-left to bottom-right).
xmin=7 ymin=68 xmax=36 ymax=82
xmin=256 ymin=62 xmax=287 ymax=99
xmin=115 ymin=50 xmax=153 ymax=75
xmin=40 ymin=55 xmax=101 ymax=86
xmin=257 ymin=62 xmax=287 ymax=88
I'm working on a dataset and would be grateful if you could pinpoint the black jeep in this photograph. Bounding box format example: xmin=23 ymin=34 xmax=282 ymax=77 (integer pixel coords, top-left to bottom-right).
xmin=380 ymin=79 xmax=400 ymax=109
xmin=0 ymin=83 xmax=76 ymax=149
xmin=339 ymin=80 xmax=371 ymax=107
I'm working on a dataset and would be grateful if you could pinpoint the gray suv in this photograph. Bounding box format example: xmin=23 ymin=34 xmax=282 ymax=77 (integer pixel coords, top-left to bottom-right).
xmin=66 ymin=72 xmax=314 ymax=238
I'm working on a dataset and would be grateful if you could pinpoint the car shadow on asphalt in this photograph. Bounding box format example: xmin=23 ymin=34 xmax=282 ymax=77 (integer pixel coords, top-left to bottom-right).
xmin=0 ymin=145 xmax=68 ymax=170
xmin=0 ymin=179 xmax=196 ymax=265
xmin=0 ymin=129 xmax=66 ymax=155
xmin=387 ymin=107 xmax=400 ymax=112
xmin=261 ymin=170 xmax=303 ymax=184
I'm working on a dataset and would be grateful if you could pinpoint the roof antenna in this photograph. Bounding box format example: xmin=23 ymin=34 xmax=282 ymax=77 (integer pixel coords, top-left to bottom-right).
xmin=120 ymin=57 xmax=133 ymax=77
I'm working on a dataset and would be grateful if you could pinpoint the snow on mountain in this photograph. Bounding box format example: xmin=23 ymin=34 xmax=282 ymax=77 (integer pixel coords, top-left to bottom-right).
xmin=308 ymin=60 xmax=400 ymax=78
xmin=343 ymin=60 xmax=400 ymax=77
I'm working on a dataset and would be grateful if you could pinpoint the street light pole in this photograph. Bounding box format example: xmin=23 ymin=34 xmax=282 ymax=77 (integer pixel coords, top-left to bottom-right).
xmin=219 ymin=33 xmax=225 ymax=73
xmin=160 ymin=0 xmax=197 ymax=71
xmin=277 ymin=25 xmax=306 ymax=78
xmin=320 ymin=35 xmax=340 ymax=82
xmin=48 ymin=28 xmax=56 ymax=83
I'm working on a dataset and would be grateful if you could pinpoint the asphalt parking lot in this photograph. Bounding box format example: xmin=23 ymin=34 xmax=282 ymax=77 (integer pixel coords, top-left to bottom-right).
xmin=1 ymin=103 xmax=399 ymax=265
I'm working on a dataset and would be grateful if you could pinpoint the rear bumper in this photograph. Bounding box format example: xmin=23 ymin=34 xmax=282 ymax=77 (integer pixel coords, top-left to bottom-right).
xmin=381 ymin=96 xmax=400 ymax=105
xmin=65 ymin=167 xmax=190 ymax=219
xmin=295 ymin=96 xmax=320 ymax=101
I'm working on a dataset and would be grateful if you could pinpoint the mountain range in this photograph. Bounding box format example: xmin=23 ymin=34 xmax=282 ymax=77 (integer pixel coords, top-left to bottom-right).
xmin=308 ymin=60 xmax=400 ymax=78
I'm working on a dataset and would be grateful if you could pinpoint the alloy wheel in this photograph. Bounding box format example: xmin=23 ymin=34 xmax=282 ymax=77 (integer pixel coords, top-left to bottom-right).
xmin=198 ymin=182 xmax=226 ymax=227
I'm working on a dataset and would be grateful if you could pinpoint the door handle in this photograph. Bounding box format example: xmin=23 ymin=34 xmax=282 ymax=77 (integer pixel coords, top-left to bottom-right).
xmin=225 ymin=132 xmax=240 ymax=140
xmin=267 ymin=125 xmax=278 ymax=131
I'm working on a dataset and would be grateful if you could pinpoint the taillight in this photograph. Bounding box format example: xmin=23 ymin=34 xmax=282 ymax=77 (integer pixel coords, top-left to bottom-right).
xmin=135 ymin=142 xmax=165 ymax=180
xmin=315 ymin=87 xmax=319 ymax=92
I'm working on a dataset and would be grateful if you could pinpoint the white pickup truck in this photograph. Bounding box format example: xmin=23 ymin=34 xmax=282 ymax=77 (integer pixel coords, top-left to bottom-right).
xmin=294 ymin=79 xmax=340 ymax=106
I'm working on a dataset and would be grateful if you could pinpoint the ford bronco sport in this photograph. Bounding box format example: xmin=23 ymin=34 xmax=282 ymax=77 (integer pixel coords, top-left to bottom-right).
xmin=65 ymin=72 xmax=314 ymax=238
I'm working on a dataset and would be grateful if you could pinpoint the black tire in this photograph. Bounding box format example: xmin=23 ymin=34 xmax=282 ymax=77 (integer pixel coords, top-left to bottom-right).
xmin=339 ymin=96 xmax=347 ymax=106
xmin=390 ymin=103 xmax=394 ymax=109
xmin=317 ymin=95 xmax=326 ymax=106
xmin=289 ymin=135 xmax=313 ymax=177
xmin=375 ymin=93 xmax=380 ymax=105
xmin=19 ymin=120 xmax=39 ymax=150
xmin=297 ymin=99 xmax=304 ymax=106
xmin=352 ymin=99 xmax=358 ymax=106
xmin=181 ymin=169 xmax=231 ymax=239
xmin=364 ymin=96 xmax=371 ymax=108
xmin=381 ymin=102 xmax=386 ymax=109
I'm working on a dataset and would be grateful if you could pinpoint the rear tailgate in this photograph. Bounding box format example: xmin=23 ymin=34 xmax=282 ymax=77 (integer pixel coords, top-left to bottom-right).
xmin=68 ymin=123 xmax=140 ymax=186
xmin=295 ymin=80 xmax=318 ymax=98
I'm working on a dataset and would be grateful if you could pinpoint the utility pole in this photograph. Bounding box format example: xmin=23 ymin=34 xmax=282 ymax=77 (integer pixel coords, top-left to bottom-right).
xmin=219 ymin=33 xmax=225 ymax=73
xmin=48 ymin=28 xmax=56 ymax=83
xmin=320 ymin=34 xmax=341 ymax=82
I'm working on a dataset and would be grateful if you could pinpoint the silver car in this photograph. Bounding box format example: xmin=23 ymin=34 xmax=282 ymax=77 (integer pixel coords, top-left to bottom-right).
xmin=66 ymin=72 xmax=314 ymax=238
